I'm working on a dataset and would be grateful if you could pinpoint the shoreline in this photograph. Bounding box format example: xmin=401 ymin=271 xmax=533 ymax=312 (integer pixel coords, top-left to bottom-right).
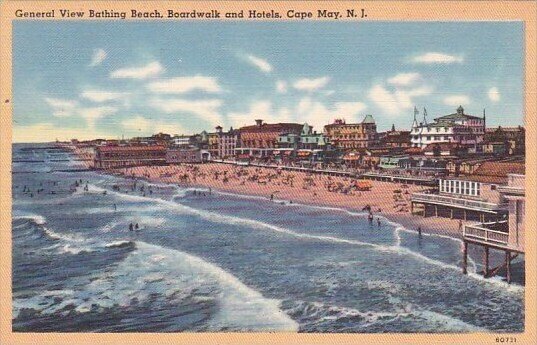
xmin=97 ymin=162 xmax=465 ymax=240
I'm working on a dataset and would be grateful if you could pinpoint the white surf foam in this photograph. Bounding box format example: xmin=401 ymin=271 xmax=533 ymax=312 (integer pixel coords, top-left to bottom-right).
xmin=84 ymin=184 xmax=525 ymax=292
xmin=13 ymin=214 xmax=46 ymax=225
xmin=13 ymin=240 xmax=299 ymax=332
xmin=135 ymin=242 xmax=299 ymax=331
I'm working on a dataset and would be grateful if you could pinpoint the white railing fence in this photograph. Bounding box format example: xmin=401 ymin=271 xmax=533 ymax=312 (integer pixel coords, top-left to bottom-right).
xmin=463 ymin=221 xmax=509 ymax=245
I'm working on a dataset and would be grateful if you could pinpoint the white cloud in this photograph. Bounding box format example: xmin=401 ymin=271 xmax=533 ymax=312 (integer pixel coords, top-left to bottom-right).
xmin=245 ymin=55 xmax=273 ymax=73
xmin=81 ymin=90 xmax=129 ymax=102
xmin=89 ymin=48 xmax=107 ymax=67
xmin=110 ymin=61 xmax=164 ymax=79
xmin=388 ymin=72 xmax=421 ymax=86
xmin=13 ymin=123 xmax=115 ymax=143
xmin=296 ymin=97 xmax=367 ymax=130
xmin=44 ymin=97 xmax=78 ymax=117
xmin=227 ymin=97 xmax=367 ymax=132
xmin=276 ymin=80 xmax=288 ymax=94
xmin=488 ymin=87 xmax=501 ymax=102
xmin=149 ymin=98 xmax=223 ymax=124
xmin=152 ymin=121 xmax=186 ymax=136
xmin=120 ymin=115 xmax=185 ymax=136
xmin=147 ymin=76 xmax=222 ymax=94
xmin=368 ymin=84 xmax=433 ymax=116
xmin=412 ymin=52 xmax=464 ymax=64
xmin=227 ymin=100 xmax=291 ymax=128
xmin=293 ymin=77 xmax=330 ymax=92
xmin=369 ymin=86 xmax=399 ymax=114
xmin=121 ymin=116 xmax=151 ymax=132
xmin=443 ymin=95 xmax=470 ymax=106
xmin=44 ymin=96 xmax=118 ymax=127
xmin=78 ymin=106 xmax=118 ymax=129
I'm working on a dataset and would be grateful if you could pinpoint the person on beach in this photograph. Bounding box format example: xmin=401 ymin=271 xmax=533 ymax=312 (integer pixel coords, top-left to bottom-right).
xmin=418 ymin=227 xmax=422 ymax=237
xmin=135 ymin=223 xmax=139 ymax=231
xmin=270 ymin=194 xmax=274 ymax=201
xmin=377 ymin=218 xmax=381 ymax=228
xmin=129 ymin=223 xmax=134 ymax=231
xmin=113 ymin=203 xmax=117 ymax=212
xmin=368 ymin=212 xmax=374 ymax=225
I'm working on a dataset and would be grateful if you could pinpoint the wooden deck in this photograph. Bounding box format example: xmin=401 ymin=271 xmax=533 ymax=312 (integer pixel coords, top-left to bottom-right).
xmin=462 ymin=221 xmax=523 ymax=284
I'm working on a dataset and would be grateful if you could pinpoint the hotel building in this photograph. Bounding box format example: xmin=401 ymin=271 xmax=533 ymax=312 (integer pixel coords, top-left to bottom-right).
xmin=236 ymin=119 xmax=303 ymax=158
xmin=323 ymin=115 xmax=378 ymax=150
xmin=410 ymin=106 xmax=486 ymax=151
xmin=215 ymin=126 xmax=240 ymax=159
xmin=411 ymin=161 xmax=524 ymax=222
xmin=94 ymin=145 xmax=167 ymax=169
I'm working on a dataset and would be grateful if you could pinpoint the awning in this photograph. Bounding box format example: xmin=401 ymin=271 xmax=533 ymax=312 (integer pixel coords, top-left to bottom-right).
xmin=343 ymin=155 xmax=360 ymax=161
xmin=356 ymin=180 xmax=372 ymax=188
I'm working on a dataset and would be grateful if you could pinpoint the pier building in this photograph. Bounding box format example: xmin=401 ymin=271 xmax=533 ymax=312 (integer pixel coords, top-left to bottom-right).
xmin=462 ymin=173 xmax=525 ymax=283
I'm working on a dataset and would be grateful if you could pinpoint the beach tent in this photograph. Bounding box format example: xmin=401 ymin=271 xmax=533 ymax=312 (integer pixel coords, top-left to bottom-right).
xmin=356 ymin=180 xmax=372 ymax=191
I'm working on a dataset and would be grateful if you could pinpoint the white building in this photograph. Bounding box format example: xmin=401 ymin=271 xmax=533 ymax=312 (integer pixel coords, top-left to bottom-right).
xmin=411 ymin=106 xmax=486 ymax=152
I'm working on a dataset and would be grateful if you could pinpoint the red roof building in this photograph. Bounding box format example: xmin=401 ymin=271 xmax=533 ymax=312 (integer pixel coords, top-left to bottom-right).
xmin=237 ymin=119 xmax=303 ymax=157
xmin=94 ymin=145 xmax=166 ymax=169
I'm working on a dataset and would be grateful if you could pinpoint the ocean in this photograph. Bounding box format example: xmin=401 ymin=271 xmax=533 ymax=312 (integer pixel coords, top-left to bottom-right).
xmin=11 ymin=143 xmax=524 ymax=332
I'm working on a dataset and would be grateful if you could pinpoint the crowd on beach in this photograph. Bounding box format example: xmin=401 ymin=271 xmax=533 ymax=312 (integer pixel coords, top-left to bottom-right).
xmin=14 ymin=157 xmax=465 ymax=237
xmin=103 ymin=163 xmax=447 ymax=233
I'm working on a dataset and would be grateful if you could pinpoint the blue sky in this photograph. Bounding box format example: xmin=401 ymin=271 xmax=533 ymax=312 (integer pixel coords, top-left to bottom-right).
xmin=13 ymin=21 xmax=524 ymax=142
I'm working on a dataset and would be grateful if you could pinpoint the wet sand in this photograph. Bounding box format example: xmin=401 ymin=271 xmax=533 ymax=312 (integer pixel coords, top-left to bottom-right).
xmin=103 ymin=163 xmax=464 ymax=239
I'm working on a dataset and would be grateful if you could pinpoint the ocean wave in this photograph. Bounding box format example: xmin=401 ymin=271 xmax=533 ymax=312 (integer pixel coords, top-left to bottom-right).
xmin=13 ymin=214 xmax=46 ymax=225
xmin=134 ymin=242 xmax=299 ymax=331
xmin=13 ymin=240 xmax=298 ymax=332
xmin=105 ymin=240 xmax=136 ymax=249
xmin=412 ymin=310 xmax=486 ymax=332
xmin=72 ymin=184 xmax=525 ymax=291
xmin=284 ymin=299 xmax=405 ymax=331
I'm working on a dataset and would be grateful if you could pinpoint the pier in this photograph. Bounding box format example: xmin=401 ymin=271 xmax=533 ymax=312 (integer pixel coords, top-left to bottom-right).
xmin=461 ymin=174 xmax=525 ymax=284
xmin=462 ymin=221 xmax=522 ymax=283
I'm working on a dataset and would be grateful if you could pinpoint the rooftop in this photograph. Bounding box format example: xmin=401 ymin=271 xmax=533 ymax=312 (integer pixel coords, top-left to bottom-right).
xmin=239 ymin=122 xmax=303 ymax=132
xmin=97 ymin=145 xmax=166 ymax=152
xmin=434 ymin=106 xmax=483 ymax=122
xmin=423 ymin=142 xmax=467 ymax=152
xmin=458 ymin=161 xmax=525 ymax=184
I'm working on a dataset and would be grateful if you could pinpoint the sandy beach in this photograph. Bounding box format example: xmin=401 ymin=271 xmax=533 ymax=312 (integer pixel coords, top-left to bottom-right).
xmin=102 ymin=163 xmax=464 ymax=239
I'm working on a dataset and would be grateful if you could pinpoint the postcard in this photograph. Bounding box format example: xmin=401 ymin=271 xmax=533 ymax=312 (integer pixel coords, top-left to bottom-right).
xmin=0 ymin=1 xmax=535 ymax=344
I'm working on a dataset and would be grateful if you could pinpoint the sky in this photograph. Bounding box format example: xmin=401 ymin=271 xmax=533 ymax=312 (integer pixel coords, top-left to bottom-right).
xmin=13 ymin=21 xmax=524 ymax=142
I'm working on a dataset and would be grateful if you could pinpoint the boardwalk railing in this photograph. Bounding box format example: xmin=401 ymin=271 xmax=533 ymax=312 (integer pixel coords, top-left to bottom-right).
xmin=411 ymin=193 xmax=504 ymax=211
xmin=463 ymin=221 xmax=509 ymax=245
xmin=210 ymin=159 xmax=356 ymax=176
xmin=361 ymin=172 xmax=435 ymax=182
